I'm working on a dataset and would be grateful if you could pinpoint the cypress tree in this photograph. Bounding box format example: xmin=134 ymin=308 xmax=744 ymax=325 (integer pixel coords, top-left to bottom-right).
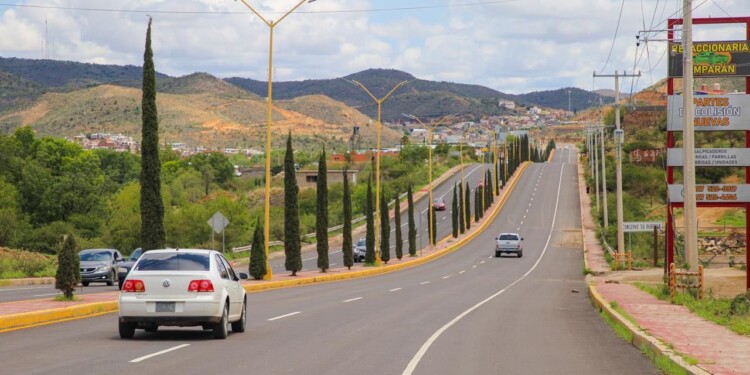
xmin=140 ymin=17 xmax=165 ymax=251
xmin=430 ymin=207 xmax=437 ymax=245
xmin=394 ymin=192 xmax=403 ymax=260
xmin=55 ymin=234 xmax=80 ymax=299
xmin=284 ymin=132 xmax=302 ymax=276
xmin=379 ymin=188 xmax=390 ymax=264
xmin=475 ymin=188 xmax=481 ymax=222
xmin=342 ymin=169 xmax=353 ymax=270
xmin=464 ymin=181 xmax=471 ymax=230
xmin=451 ymin=183 xmax=458 ymax=238
xmin=494 ymin=161 xmax=500 ymax=196
xmin=407 ymin=184 xmax=416 ymax=256
xmin=316 ymin=150 xmax=329 ymax=273
xmin=365 ymin=176 xmax=376 ymax=264
xmin=249 ymin=219 xmax=266 ymax=280
xmin=458 ymin=182 xmax=465 ymax=234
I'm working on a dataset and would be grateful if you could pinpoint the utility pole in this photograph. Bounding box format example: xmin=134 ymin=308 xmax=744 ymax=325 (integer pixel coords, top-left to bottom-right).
xmin=593 ymin=125 xmax=600 ymax=212
xmin=682 ymin=0 xmax=698 ymax=271
xmin=594 ymin=70 xmax=640 ymax=254
xmin=600 ymin=99 xmax=608 ymax=229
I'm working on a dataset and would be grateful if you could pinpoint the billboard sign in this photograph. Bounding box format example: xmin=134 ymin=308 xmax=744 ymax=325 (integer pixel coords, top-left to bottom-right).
xmin=669 ymin=40 xmax=750 ymax=77
xmin=667 ymin=95 xmax=750 ymax=131
xmin=668 ymin=184 xmax=750 ymax=203
xmin=667 ymin=148 xmax=750 ymax=167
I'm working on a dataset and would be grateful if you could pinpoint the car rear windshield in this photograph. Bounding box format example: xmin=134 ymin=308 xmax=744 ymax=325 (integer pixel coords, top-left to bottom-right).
xmin=498 ymin=234 xmax=519 ymax=240
xmin=134 ymin=252 xmax=210 ymax=271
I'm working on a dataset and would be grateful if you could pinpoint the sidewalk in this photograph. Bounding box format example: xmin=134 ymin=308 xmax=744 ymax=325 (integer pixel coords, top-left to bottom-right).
xmin=579 ymin=161 xmax=750 ymax=375
xmin=0 ymin=163 xmax=526 ymax=332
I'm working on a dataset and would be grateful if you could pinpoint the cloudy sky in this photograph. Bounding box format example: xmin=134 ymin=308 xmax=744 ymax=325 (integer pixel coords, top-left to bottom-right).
xmin=1 ymin=0 xmax=749 ymax=94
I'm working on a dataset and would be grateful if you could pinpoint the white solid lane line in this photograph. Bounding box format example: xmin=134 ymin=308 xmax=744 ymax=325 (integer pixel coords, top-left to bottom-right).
xmin=268 ymin=312 xmax=301 ymax=321
xmin=402 ymin=163 xmax=566 ymax=375
xmin=130 ymin=344 xmax=190 ymax=363
xmin=343 ymin=297 xmax=363 ymax=303
xmin=389 ymin=288 xmax=402 ymax=292
xmin=33 ymin=293 xmax=60 ymax=297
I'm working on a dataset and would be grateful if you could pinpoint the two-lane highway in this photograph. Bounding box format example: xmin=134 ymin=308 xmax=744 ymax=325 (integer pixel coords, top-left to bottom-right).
xmin=0 ymin=148 xmax=660 ymax=374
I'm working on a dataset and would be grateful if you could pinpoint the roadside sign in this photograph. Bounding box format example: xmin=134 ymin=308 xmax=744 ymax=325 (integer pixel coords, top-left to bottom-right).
xmin=667 ymin=148 xmax=750 ymax=167
xmin=623 ymin=222 xmax=663 ymax=233
xmin=667 ymin=95 xmax=750 ymax=131
xmin=208 ymin=211 xmax=229 ymax=234
xmin=668 ymin=40 xmax=750 ymax=77
xmin=668 ymin=184 xmax=750 ymax=203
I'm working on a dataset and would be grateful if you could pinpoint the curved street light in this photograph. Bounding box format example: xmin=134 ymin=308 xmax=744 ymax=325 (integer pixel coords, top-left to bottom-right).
xmin=234 ymin=0 xmax=316 ymax=279
xmin=346 ymin=79 xmax=410 ymax=265
xmin=402 ymin=113 xmax=458 ymax=246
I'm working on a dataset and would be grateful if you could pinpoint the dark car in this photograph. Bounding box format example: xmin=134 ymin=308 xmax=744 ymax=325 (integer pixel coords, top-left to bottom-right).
xmin=353 ymin=238 xmax=366 ymax=262
xmin=79 ymin=248 xmax=123 ymax=286
xmin=432 ymin=198 xmax=446 ymax=211
xmin=116 ymin=248 xmax=144 ymax=290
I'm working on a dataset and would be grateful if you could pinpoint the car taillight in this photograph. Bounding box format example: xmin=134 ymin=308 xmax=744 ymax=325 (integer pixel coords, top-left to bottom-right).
xmin=188 ymin=279 xmax=214 ymax=293
xmin=122 ymin=279 xmax=145 ymax=293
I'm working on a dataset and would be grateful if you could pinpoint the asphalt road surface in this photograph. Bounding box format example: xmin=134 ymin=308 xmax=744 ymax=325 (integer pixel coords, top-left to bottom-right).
xmin=1 ymin=148 xmax=661 ymax=375
xmin=0 ymin=163 xmax=488 ymax=303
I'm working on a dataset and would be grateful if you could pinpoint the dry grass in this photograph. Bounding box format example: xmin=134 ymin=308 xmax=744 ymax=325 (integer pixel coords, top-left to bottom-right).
xmin=0 ymin=247 xmax=56 ymax=279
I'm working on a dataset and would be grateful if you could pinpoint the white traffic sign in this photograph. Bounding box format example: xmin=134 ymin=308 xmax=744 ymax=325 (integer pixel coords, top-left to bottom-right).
xmin=668 ymin=95 xmax=750 ymax=131
xmin=667 ymin=148 xmax=750 ymax=167
xmin=623 ymin=222 xmax=663 ymax=232
xmin=208 ymin=211 xmax=229 ymax=234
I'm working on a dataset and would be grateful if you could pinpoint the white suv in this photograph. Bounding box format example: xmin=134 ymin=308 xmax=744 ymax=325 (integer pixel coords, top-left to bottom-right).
xmin=118 ymin=249 xmax=248 ymax=339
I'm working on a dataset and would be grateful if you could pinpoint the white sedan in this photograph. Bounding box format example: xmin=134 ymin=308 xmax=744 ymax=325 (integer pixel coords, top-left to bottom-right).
xmin=118 ymin=249 xmax=248 ymax=339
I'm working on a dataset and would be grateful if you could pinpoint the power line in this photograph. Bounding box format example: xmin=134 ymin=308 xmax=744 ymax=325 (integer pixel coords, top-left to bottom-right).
xmin=598 ymin=0 xmax=626 ymax=74
xmin=0 ymin=0 xmax=522 ymax=15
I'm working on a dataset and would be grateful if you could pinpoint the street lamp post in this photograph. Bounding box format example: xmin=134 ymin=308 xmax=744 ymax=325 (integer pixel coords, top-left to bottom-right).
xmin=234 ymin=0 xmax=316 ymax=280
xmin=402 ymin=113 xmax=456 ymax=246
xmin=348 ymin=79 xmax=410 ymax=265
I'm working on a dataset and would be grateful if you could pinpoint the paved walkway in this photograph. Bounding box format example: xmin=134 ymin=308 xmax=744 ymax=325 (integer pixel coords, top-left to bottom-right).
xmin=579 ymin=161 xmax=750 ymax=375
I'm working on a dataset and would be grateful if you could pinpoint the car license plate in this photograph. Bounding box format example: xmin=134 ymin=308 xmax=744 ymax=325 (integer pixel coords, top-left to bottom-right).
xmin=156 ymin=302 xmax=175 ymax=313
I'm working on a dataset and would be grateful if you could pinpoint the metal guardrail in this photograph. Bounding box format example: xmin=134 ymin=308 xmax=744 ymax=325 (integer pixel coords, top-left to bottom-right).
xmin=231 ymin=215 xmax=367 ymax=253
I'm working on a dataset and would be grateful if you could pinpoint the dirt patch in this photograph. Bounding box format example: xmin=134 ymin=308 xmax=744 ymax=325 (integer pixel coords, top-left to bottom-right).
xmin=556 ymin=229 xmax=582 ymax=248
xmin=603 ymin=267 xmax=747 ymax=299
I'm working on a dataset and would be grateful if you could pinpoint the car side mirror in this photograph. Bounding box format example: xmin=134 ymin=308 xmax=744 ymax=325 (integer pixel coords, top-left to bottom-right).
xmin=238 ymin=272 xmax=249 ymax=280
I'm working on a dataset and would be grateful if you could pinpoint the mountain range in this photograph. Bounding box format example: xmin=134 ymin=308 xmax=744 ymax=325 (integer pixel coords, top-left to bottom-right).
xmin=0 ymin=57 xmax=618 ymax=148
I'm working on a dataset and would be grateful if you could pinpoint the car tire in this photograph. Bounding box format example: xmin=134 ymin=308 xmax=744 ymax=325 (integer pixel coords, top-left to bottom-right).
xmin=495 ymin=251 xmax=500 ymax=258
xmin=106 ymin=270 xmax=115 ymax=286
xmin=231 ymin=299 xmax=247 ymax=333
xmin=213 ymin=303 xmax=229 ymax=339
xmin=119 ymin=322 xmax=136 ymax=339
xmin=82 ymin=281 xmax=89 ymax=287
xmin=518 ymin=251 xmax=523 ymax=258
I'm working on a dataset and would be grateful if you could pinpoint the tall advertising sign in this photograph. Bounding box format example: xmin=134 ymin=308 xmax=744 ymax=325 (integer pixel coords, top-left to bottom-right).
xmin=666 ymin=17 xmax=750 ymax=289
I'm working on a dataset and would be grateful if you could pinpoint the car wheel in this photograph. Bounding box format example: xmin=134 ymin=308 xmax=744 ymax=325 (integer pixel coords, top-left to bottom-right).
xmin=213 ymin=303 xmax=229 ymax=339
xmin=82 ymin=281 xmax=89 ymax=287
xmin=118 ymin=278 xmax=124 ymax=290
xmin=495 ymin=251 xmax=500 ymax=258
xmin=231 ymin=299 xmax=247 ymax=333
xmin=518 ymin=251 xmax=523 ymax=258
xmin=119 ymin=322 xmax=136 ymax=339
xmin=106 ymin=270 xmax=115 ymax=286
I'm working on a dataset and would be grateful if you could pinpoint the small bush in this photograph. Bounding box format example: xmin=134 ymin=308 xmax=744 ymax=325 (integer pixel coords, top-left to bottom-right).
xmin=730 ymin=291 xmax=750 ymax=316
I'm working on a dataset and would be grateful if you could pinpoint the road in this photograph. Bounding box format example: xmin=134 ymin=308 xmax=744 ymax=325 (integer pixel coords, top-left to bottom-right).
xmin=0 ymin=148 xmax=660 ymax=374
xmin=0 ymin=163 xmax=488 ymax=303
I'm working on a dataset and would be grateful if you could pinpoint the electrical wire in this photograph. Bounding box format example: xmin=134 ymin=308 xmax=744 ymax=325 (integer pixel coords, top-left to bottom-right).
xmin=0 ymin=0 xmax=523 ymax=15
xmin=598 ymin=0 xmax=626 ymax=75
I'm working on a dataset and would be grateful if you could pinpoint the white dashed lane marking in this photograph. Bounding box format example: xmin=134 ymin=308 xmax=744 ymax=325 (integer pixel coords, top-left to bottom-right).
xmin=268 ymin=312 xmax=301 ymax=321
xmin=343 ymin=297 xmax=363 ymax=303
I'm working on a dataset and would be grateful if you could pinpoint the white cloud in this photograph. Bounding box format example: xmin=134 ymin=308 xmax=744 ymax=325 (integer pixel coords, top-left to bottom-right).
xmin=2 ymin=0 xmax=750 ymax=94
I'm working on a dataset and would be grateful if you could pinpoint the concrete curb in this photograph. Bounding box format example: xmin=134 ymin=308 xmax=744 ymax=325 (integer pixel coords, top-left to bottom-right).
xmin=0 ymin=277 xmax=55 ymax=287
xmin=0 ymin=163 xmax=528 ymax=332
xmin=0 ymin=301 xmax=119 ymax=332
xmin=586 ymin=281 xmax=709 ymax=375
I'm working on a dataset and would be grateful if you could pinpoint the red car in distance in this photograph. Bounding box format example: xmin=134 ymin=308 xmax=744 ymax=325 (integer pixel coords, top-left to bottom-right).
xmin=432 ymin=198 xmax=446 ymax=211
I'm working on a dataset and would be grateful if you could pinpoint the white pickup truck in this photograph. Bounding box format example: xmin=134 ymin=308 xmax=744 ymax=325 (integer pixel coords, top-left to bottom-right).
xmin=495 ymin=233 xmax=523 ymax=258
